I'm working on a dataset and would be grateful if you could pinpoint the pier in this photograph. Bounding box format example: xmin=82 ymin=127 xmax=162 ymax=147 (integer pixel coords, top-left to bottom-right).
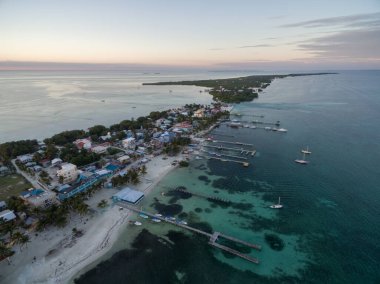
xmin=118 ymin=203 xmax=261 ymax=264
xmin=200 ymin=149 xmax=248 ymax=160
xmin=202 ymin=155 xmax=250 ymax=167
xmin=209 ymin=139 xmax=255 ymax=147
xmin=203 ymin=144 xmax=256 ymax=156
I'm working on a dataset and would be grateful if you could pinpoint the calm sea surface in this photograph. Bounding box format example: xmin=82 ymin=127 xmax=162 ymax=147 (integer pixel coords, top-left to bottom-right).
xmin=70 ymin=70 xmax=380 ymax=284
xmin=2 ymin=70 xmax=379 ymax=283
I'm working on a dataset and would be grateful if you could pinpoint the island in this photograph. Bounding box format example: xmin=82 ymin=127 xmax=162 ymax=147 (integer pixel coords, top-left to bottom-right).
xmin=143 ymin=73 xmax=335 ymax=103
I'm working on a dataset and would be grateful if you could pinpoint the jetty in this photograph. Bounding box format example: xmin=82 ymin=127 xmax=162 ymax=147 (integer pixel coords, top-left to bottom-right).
xmin=203 ymin=144 xmax=256 ymax=156
xmin=209 ymin=139 xmax=255 ymax=147
xmin=200 ymin=149 xmax=248 ymax=160
xmin=118 ymin=203 xmax=261 ymax=264
xmin=203 ymin=155 xmax=250 ymax=167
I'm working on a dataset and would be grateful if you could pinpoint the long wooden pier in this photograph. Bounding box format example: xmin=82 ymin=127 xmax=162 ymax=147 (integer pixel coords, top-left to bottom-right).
xmin=118 ymin=203 xmax=261 ymax=264
xmin=210 ymin=139 xmax=255 ymax=147
xmin=203 ymin=144 xmax=256 ymax=156
xmin=200 ymin=149 xmax=248 ymax=160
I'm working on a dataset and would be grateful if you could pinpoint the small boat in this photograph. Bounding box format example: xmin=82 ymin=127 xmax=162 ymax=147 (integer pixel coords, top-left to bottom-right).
xmin=270 ymin=197 xmax=283 ymax=209
xmin=295 ymin=152 xmax=309 ymax=165
xmin=195 ymin=156 xmax=203 ymax=160
xmin=139 ymin=214 xmax=149 ymax=219
xmin=155 ymin=213 xmax=163 ymax=217
xmin=301 ymin=146 xmax=312 ymax=154
xmin=250 ymin=126 xmax=257 ymax=129
xmin=264 ymin=127 xmax=271 ymax=130
xmin=134 ymin=221 xmax=142 ymax=226
xmin=151 ymin=218 xmax=161 ymax=223
xmin=277 ymin=128 xmax=288 ymax=133
xmin=168 ymin=217 xmax=176 ymax=221
xmin=179 ymin=220 xmax=188 ymax=225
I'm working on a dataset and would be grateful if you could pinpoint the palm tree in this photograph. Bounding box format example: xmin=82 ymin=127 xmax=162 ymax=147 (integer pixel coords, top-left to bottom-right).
xmin=0 ymin=243 xmax=14 ymax=261
xmin=1 ymin=221 xmax=17 ymax=239
xmin=11 ymin=231 xmax=28 ymax=251
xmin=19 ymin=234 xmax=30 ymax=251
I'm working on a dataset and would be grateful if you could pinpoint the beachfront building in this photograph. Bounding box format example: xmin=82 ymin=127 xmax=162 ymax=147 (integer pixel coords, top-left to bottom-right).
xmin=112 ymin=187 xmax=144 ymax=204
xmin=122 ymin=137 xmax=136 ymax=150
xmin=0 ymin=209 xmax=16 ymax=222
xmin=20 ymin=188 xmax=57 ymax=208
xmin=57 ymin=163 xmax=78 ymax=183
xmin=57 ymin=171 xmax=111 ymax=200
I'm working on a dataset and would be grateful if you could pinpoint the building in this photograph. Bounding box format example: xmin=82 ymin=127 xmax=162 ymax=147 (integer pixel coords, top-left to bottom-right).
xmin=0 ymin=201 xmax=6 ymax=211
xmin=74 ymin=138 xmax=92 ymax=150
xmin=117 ymin=155 xmax=131 ymax=164
xmin=0 ymin=166 xmax=10 ymax=176
xmin=0 ymin=209 xmax=16 ymax=222
xmin=17 ymin=154 xmax=33 ymax=164
xmin=57 ymin=163 xmax=78 ymax=183
xmin=51 ymin=158 xmax=63 ymax=167
xmin=122 ymin=137 xmax=136 ymax=150
xmin=112 ymin=187 xmax=144 ymax=204
xmin=58 ymin=171 xmax=111 ymax=200
xmin=193 ymin=108 xmax=205 ymax=118
xmin=91 ymin=145 xmax=108 ymax=154
xmin=20 ymin=188 xmax=57 ymax=208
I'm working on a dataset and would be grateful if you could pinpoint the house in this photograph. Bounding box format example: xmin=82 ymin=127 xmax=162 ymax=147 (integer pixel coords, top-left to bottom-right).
xmin=193 ymin=108 xmax=205 ymax=118
xmin=0 ymin=166 xmax=10 ymax=176
xmin=20 ymin=189 xmax=57 ymax=208
xmin=0 ymin=210 xmax=16 ymax=222
xmin=0 ymin=201 xmax=6 ymax=211
xmin=33 ymin=165 xmax=43 ymax=172
xmin=57 ymin=163 xmax=78 ymax=183
xmin=100 ymin=132 xmax=112 ymax=141
xmin=122 ymin=138 xmax=136 ymax=150
xmin=40 ymin=159 xmax=51 ymax=168
xmin=91 ymin=145 xmax=108 ymax=154
xmin=51 ymin=158 xmax=63 ymax=167
xmin=74 ymin=138 xmax=92 ymax=150
xmin=17 ymin=154 xmax=33 ymax=164
xmin=112 ymin=187 xmax=144 ymax=204
xmin=117 ymin=155 xmax=131 ymax=164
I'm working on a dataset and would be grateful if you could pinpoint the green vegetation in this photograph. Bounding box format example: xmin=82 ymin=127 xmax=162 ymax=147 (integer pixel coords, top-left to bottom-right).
xmin=0 ymin=174 xmax=32 ymax=200
xmin=111 ymin=168 xmax=141 ymax=187
xmin=0 ymin=140 xmax=38 ymax=161
xmin=97 ymin=199 xmax=108 ymax=208
xmin=60 ymin=145 xmax=101 ymax=167
xmin=144 ymin=73 xmax=335 ymax=103
xmin=44 ymin=130 xmax=86 ymax=146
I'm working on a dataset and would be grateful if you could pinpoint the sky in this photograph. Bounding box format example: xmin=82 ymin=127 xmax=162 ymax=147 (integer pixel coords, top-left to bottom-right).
xmin=1 ymin=0 xmax=380 ymax=70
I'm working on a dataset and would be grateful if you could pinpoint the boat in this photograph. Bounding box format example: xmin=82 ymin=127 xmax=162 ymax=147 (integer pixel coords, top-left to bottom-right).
xmin=277 ymin=128 xmax=288 ymax=132
xmin=155 ymin=213 xmax=163 ymax=217
xmin=295 ymin=152 xmax=309 ymax=165
xmin=270 ymin=197 xmax=283 ymax=209
xmin=139 ymin=213 xmax=149 ymax=219
xmin=151 ymin=218 xmax=161 ymax=223
xmin=195 ymin=156 xmax=203 ymax=160
xmin=179 ymin=220 xmax=188 ymax=225
xmin=264 ymin=127 xmax=271 ymax=130
xmin=250 ymin=126 xmax=257 ymax=129
xmin=134 ymin=221 xmax=142 ymax=226
xmin=301 ymin=146 xmax=312 ymax=154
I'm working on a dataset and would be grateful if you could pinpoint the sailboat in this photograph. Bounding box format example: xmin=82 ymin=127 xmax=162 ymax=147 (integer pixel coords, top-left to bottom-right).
xmin=301 ymin=146 xmax=312 ymax=155
xmin=270 ymin=197 xmax=283 ymax=209
xmin=295 ymin=152 xmax=309 ymax=164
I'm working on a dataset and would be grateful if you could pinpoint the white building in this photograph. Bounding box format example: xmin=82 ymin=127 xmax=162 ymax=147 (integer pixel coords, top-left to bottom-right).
xmin=51 ymin=158 xmax=63 ymax=166
xmin=117 ymin=155 xmax=131 ymax=164
xmin=91 ymin=145 xmax=108 ymax=154
xmin=122 ymin=138 xmax=136 ymax=150
xmin=0 ymin=209 xmax=16 ymax=222
xmin=57 ymin=163 xmax=78 ymax=183
xmin=74 ymin=138 xmax=92 ymax=150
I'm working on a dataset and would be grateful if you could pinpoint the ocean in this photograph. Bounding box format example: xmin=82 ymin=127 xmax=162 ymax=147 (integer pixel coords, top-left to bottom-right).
xmin=70 ymin=70 xmax=380 ymax=283
xmin=2 ymin=70 xmax=379 ymax=283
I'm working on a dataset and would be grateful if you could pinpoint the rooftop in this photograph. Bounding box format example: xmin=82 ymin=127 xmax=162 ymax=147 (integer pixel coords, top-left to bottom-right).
xmin=112 ymin=187 xmax=144 ymax=204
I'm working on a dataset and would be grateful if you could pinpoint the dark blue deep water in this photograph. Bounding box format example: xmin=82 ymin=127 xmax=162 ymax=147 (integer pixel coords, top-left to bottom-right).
xmin=75 ymin=71 xmax=380 ymax=284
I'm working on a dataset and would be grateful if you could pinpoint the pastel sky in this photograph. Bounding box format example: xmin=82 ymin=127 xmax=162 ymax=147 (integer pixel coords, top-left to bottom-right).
xmin=1 ymin=0 xmax=380 ymax=70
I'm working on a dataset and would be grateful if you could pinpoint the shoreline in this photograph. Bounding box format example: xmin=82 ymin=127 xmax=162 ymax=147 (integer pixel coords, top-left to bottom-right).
xmin=0 ymin=155 xmax=181 ymax=284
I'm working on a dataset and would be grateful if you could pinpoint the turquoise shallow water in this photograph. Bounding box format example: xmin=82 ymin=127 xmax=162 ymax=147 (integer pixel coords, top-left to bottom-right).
xmin=75 ymin=71 xmax=380 ymax=283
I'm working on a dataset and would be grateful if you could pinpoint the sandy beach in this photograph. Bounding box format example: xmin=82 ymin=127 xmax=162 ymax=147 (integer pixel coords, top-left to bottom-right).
xmin=0 ymin=155 xmax=181 ymax=284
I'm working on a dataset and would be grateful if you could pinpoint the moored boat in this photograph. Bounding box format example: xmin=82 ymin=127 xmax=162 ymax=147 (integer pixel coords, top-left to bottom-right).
xmin=270 ymin=197 xmax=283 ymax=209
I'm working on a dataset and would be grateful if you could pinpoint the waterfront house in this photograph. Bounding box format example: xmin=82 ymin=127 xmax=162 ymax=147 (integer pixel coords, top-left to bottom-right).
xmin=57 ymin=163 xmax=79 ymax=183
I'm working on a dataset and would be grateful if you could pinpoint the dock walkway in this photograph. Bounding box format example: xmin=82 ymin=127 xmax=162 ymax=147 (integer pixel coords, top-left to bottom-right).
xmin=118 ymin=203 xmax=261 ymax=264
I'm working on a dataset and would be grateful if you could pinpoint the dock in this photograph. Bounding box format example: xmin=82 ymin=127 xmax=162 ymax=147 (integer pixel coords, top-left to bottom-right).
xmin=118 ymin=203 xmax=261 ymax=264
xmin=200 ymin=149 xmax=248 ymax=160
xmin=203 ymin=156 xmax=250 ymax=167
xmin=203 ymin=144 xmax=256 ymax=156
xmin=209 ymin=139 xmax=255 ymax=147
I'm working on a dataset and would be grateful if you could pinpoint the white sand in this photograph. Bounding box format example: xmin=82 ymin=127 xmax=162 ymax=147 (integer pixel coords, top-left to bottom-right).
xmin=0 ymin=155 xmax=180 ymax=284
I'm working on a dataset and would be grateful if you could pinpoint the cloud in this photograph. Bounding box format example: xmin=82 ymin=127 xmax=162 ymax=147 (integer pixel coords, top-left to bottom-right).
xmin=281 ymin=12 xmax=380 ymax=28
xmin=297 ymin=28 xmax=380 ymax=60
xmin=238 ymin=44 xmax=272 ymax=48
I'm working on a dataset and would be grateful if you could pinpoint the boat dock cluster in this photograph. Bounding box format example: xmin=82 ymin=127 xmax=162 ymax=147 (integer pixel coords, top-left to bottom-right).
xmin=118 ymin=203 xmax=261 ymax=264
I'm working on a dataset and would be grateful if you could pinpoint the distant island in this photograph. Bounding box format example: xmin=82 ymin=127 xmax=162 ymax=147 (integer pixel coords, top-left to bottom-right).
xmin=143 ymin=73 xmax=336 ymax=103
